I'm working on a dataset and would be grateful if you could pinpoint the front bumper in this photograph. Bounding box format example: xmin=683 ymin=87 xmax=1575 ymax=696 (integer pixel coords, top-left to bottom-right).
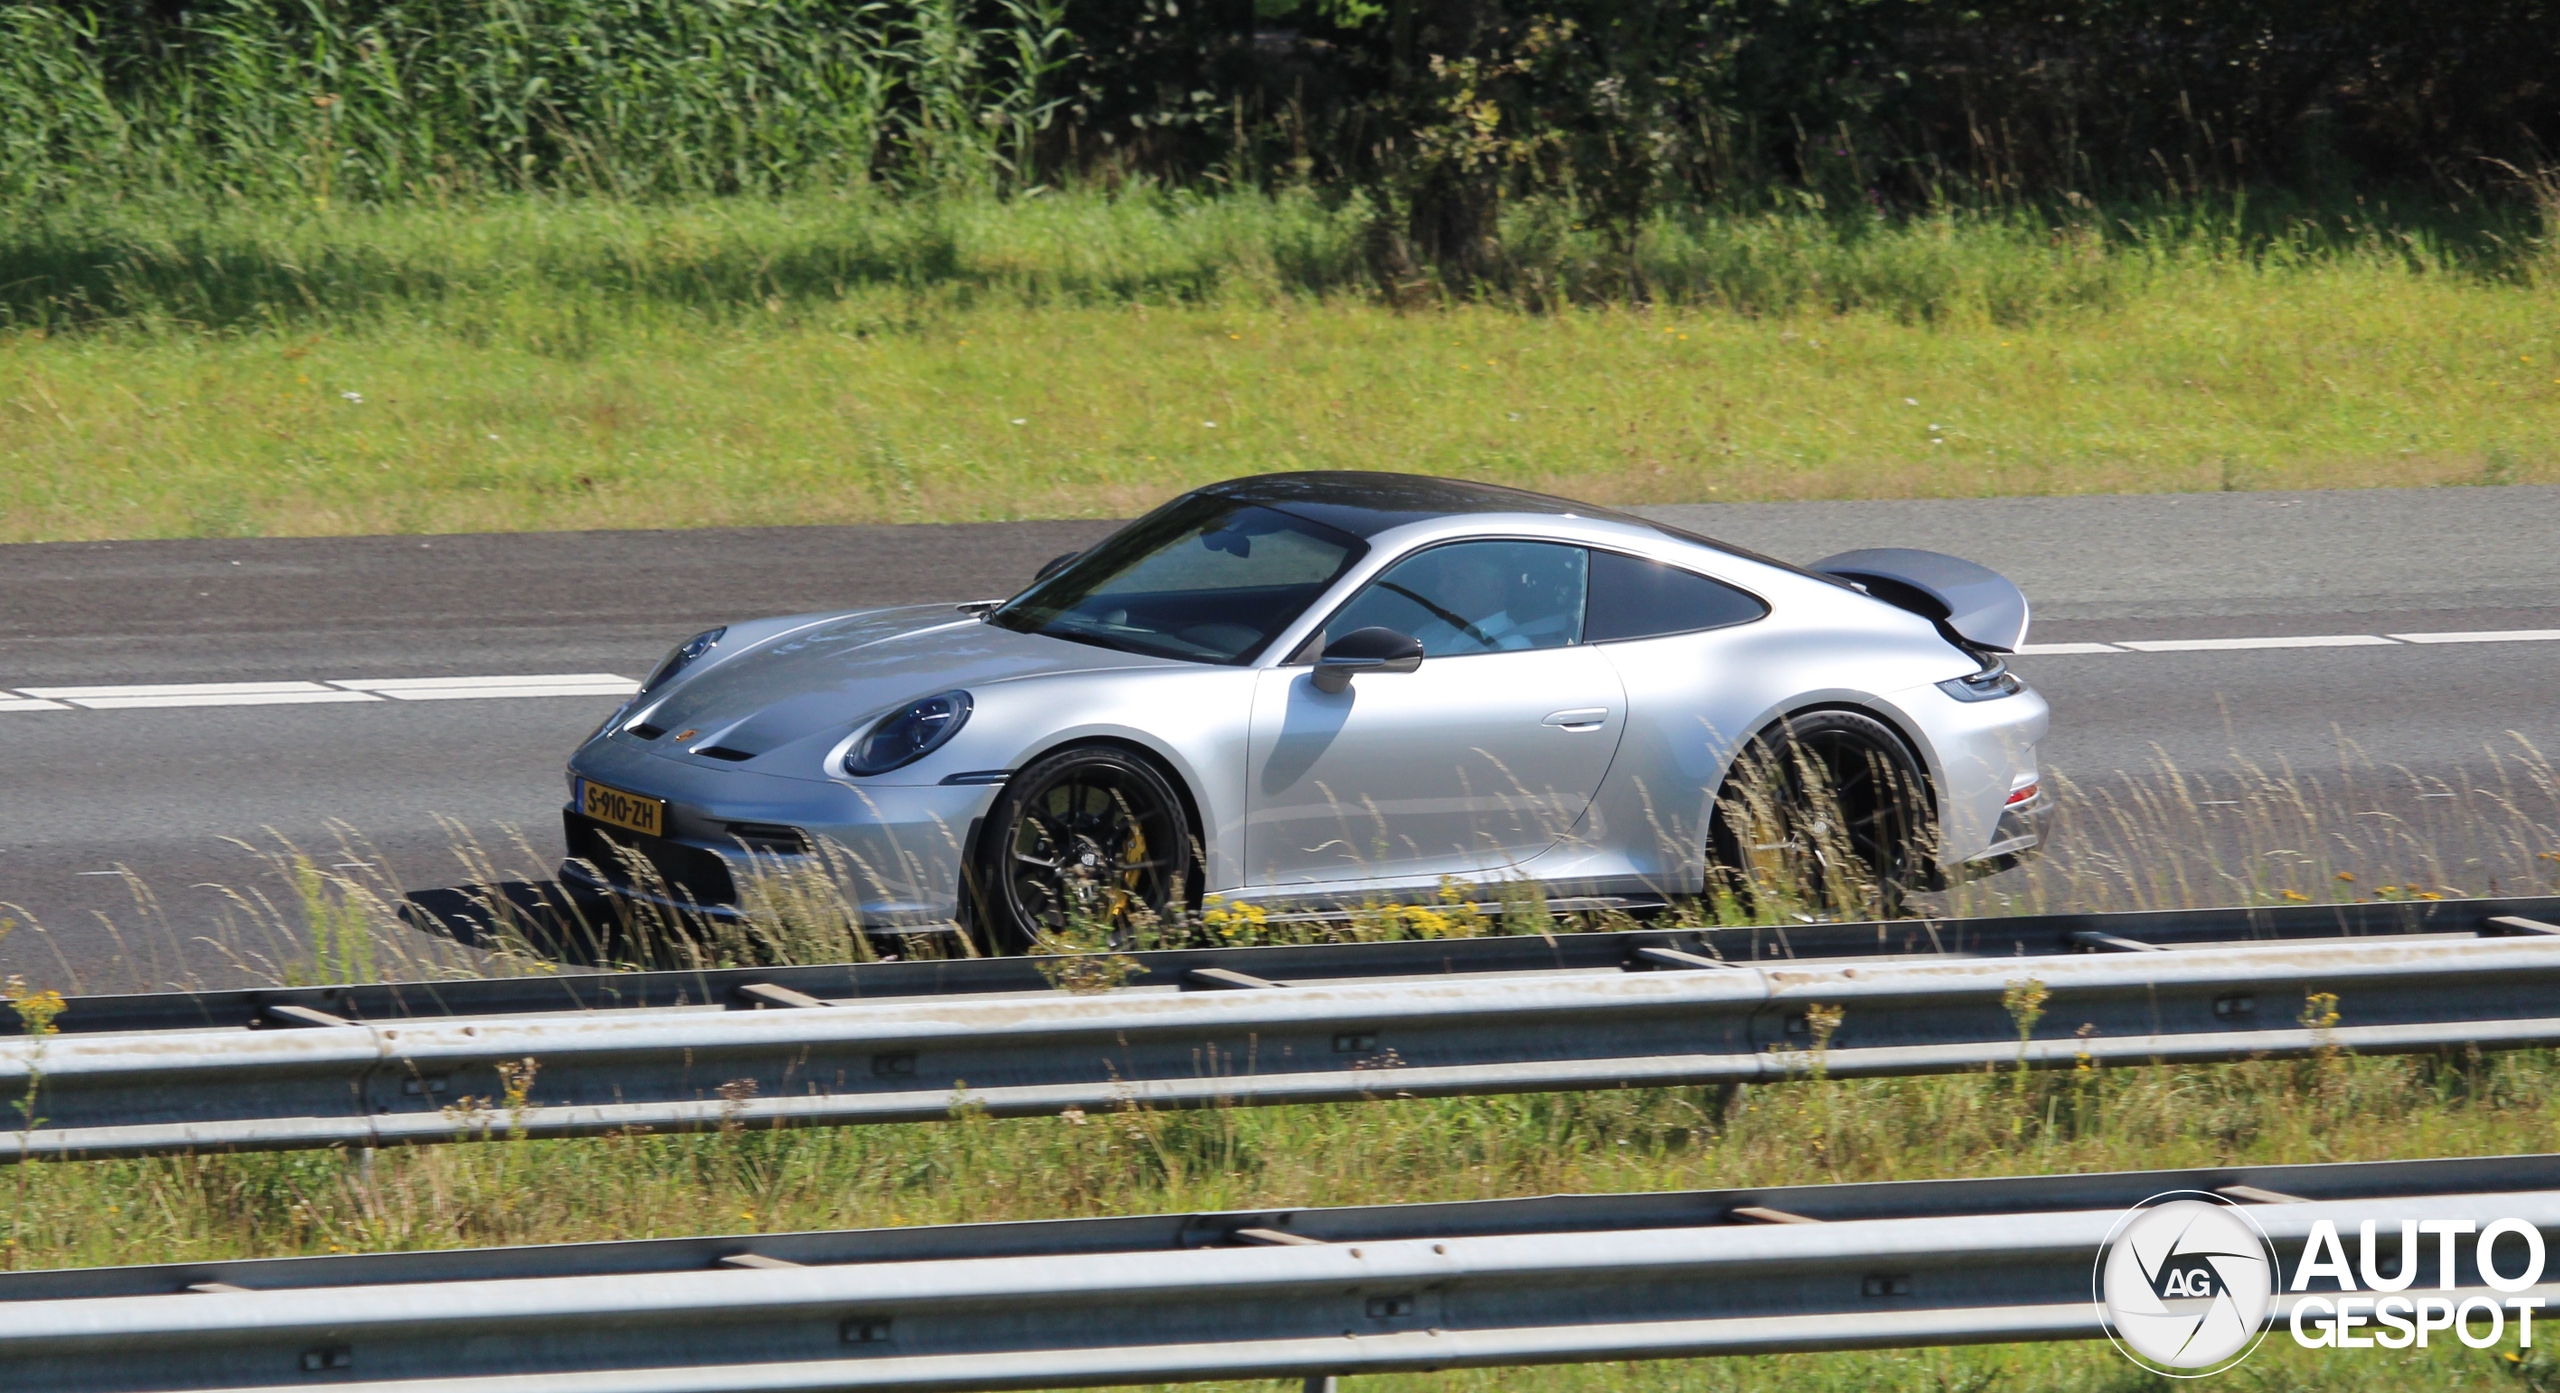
xmin=560 ymin=812 xmax=754 ymax=921
xmin=561 ymin=739 xmax=996 ymax=927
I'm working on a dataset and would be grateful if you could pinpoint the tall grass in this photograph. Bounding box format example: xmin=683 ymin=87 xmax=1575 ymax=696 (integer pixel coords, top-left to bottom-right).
xmin=0 ymin=0 xmax=1068 ymax=204
xmin=6 ymin=734 xmax=2556 ymax=997
xmin=1947 ymin=738 xmax=2560 ymax=918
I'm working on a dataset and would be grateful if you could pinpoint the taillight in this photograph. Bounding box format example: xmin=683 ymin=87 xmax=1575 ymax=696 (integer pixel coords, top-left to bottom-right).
xmin=2005 ymin=782 xmax=2040 ymax=806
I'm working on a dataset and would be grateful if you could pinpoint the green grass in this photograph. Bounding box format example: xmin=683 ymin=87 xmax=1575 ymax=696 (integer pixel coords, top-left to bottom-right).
xmin=4 ymin=191 xmax=2557 ymax=543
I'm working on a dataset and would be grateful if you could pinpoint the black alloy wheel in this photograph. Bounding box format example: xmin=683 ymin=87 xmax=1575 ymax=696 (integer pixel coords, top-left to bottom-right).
xmin=974 ymin=744 xmax=1197 ymax=953
xmin=1705 ymin=709 xmax=1936 ymax=919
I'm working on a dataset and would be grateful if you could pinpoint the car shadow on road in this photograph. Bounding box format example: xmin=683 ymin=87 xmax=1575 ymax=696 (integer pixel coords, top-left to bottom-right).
xmin=398 ymin=880 xmax=635 ymax=968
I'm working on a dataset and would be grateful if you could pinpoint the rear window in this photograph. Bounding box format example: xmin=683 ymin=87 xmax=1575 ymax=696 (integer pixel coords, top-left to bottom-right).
xmin=1584 ymin=551 xmax=1767 ymax=643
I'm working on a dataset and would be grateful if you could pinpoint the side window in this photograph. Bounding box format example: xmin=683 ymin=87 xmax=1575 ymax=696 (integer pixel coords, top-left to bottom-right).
xmin=1326 ymin=541 xmax=1588 ymax=658
xmin=1584 ymin=550 xmax=1768 ymax=643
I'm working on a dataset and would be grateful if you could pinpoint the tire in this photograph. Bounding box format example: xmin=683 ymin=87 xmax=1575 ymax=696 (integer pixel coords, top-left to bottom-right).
xmin=971 ymin=744 xmax=1198 ymax=954
xmin=1705 ymin=709 xmax=1935 ymax=920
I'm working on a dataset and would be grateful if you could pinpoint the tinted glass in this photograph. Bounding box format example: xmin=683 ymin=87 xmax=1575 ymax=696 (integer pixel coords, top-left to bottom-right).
xmin=1326 ymin=541 xmax=1587 ymax=658
xmin=991 ymin=498 xmax=1365 ymax=664
xmin=1584 ymin=550 xmax=1768 ymax=643
xmin=1202 ymin=471 xmax=1588 ymax=538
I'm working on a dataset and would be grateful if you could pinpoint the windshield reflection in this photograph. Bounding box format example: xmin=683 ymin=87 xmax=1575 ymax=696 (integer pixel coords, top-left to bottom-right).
xmin=989 ymin=497 xmax=1366 ymax=664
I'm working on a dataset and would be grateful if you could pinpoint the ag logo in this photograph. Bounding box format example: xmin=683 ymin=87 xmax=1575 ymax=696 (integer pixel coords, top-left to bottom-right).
xmin=2155 ymin=1255 xmax=2228 ymax=1300
xmin=2094 ymin=1192 xmax=2278 ymax=1377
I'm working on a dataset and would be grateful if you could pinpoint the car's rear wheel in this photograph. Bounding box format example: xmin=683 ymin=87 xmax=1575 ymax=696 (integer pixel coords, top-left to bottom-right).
xmin=1705 ymin=709 xmax=1934 ymax=920
xmin=973 ymin=744 xmax=1197 ymax=954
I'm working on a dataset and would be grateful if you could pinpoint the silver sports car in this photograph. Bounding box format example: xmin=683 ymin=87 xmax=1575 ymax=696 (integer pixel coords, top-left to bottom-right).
xmin=562 ymin=472 xmax=2047 ymax=947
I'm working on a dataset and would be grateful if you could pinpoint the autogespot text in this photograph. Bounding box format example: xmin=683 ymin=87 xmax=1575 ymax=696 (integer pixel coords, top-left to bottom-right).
xmin=2288 ymin=1218 xmax=2546 ymax=1350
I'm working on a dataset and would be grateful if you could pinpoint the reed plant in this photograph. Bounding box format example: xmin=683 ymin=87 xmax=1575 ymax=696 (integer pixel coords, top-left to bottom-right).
xmin=0 ymin=0 xmax=1068 ymax=205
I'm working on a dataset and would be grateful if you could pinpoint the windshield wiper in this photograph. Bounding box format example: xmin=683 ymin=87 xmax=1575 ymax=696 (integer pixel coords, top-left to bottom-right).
xmin=1379 ymin=582 xmax=1499 ymax=650
xmin=1042 ymin=615 xmax=1221 ymax=661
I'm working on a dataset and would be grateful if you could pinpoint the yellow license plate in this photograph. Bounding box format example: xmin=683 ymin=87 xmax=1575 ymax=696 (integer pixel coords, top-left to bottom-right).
xmin=580 ymin=778 xmax=667 ymax=838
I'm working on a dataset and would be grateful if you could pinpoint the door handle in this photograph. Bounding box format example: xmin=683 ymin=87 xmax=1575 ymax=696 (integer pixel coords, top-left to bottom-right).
xmin=1541 ymin=707 xmax=1610 ymax=731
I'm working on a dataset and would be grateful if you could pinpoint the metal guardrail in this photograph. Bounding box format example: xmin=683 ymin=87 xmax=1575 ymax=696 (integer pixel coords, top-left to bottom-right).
xmin=16 ymin=893 xmax=2559 ymax=1038
xmin=7 ymin=924 xmax=2560 ymax=1161
xmin=2 ymin=1153 xmax=2555 ymax=1392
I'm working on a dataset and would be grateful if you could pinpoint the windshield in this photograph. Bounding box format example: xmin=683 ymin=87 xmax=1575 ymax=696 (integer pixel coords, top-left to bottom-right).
xmin=989 ymin=497 xmax=1366 ymax=663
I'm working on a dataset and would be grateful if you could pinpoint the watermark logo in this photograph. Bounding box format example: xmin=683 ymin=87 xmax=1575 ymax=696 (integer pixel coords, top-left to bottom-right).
xmin=2094 ymin=1192 xmax=2277 ymax=1377
xmin=2096 ymin=1199 xmax=2548 ymax=1376
xmin=2286 ymin=1217 xmax=2545 ymax=1352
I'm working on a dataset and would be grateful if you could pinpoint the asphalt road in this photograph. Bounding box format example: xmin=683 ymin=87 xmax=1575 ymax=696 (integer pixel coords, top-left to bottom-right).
xmin=4 ymin=486 xmax=2556 ymax=992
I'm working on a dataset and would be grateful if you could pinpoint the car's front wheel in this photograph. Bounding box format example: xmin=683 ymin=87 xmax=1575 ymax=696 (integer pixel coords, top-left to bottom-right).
xmin=972 ymin=744 xmax=1197 ymax=954
xmin=1705 ymin=708 xmax=1935 ymax=920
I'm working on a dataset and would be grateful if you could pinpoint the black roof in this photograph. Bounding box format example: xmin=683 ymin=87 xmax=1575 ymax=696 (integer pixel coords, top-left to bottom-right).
xmin=1193 ymin=470 xmax=1826 ymax=583
xmin=1198 ymin=471 xmax=1593 ymax=538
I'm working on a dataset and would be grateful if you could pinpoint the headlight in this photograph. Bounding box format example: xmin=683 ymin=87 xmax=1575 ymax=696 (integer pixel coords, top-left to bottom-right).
xmin=844 ymin=691 xmax=972 ymax=776
xmin=641 ymin=626 xmax=726 ymax=694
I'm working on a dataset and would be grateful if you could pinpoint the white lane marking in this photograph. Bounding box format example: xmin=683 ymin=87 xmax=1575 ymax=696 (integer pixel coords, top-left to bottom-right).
xmin=65 ymin=690 xmax=383 ymax=710
xmin=2010 ymin=626 xmax=2560 ymax=656
xmin=2113 ymin=634 xmax=2403 ymax=652
xmin=0 ymin=673 xmax=637 ymax=712
xmin=23 ymin=681 xmax=345 ymax=699
xmin=2388 ymin=629 xmax=2560 ymax=644
xmin=367 ymin=684 xmax=639 ymax=701
xmin=330 ymin=673 xmax=638 ymax=701
xmin=330 ymin=673 xmax=636 ymax=692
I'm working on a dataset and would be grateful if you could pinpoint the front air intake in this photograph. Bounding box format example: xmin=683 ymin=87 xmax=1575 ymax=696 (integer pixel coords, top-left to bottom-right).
xmin=724 ymin=822 xmax=812 ymax=853
xmin=564 ymin=813 xmax=738 ymax=906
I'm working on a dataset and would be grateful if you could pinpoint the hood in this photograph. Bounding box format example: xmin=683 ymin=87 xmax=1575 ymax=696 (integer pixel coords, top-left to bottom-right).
xmin=630 ymin=606 xmax=1174 ymax=762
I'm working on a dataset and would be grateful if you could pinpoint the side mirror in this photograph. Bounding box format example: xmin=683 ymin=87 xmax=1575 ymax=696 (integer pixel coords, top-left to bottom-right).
xmin=1033 ymin=550 xmax=1082 ymax=583
xmin=1312 ymin=627 xmax=1423 ymax=694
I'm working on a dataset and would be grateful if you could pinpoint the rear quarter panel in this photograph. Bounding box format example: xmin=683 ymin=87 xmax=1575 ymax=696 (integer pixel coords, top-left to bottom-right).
xmin=1555 ymin=553 xmax=2026 ymax=891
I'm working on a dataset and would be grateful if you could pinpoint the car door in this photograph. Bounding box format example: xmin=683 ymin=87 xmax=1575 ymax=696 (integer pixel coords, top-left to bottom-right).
xmin=1244 ymin=540 xmax=1626 ymax=887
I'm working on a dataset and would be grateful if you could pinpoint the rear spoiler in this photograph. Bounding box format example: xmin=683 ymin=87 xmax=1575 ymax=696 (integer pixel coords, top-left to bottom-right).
xmin=1808 ymin=548 xmax=2031 ymax=654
